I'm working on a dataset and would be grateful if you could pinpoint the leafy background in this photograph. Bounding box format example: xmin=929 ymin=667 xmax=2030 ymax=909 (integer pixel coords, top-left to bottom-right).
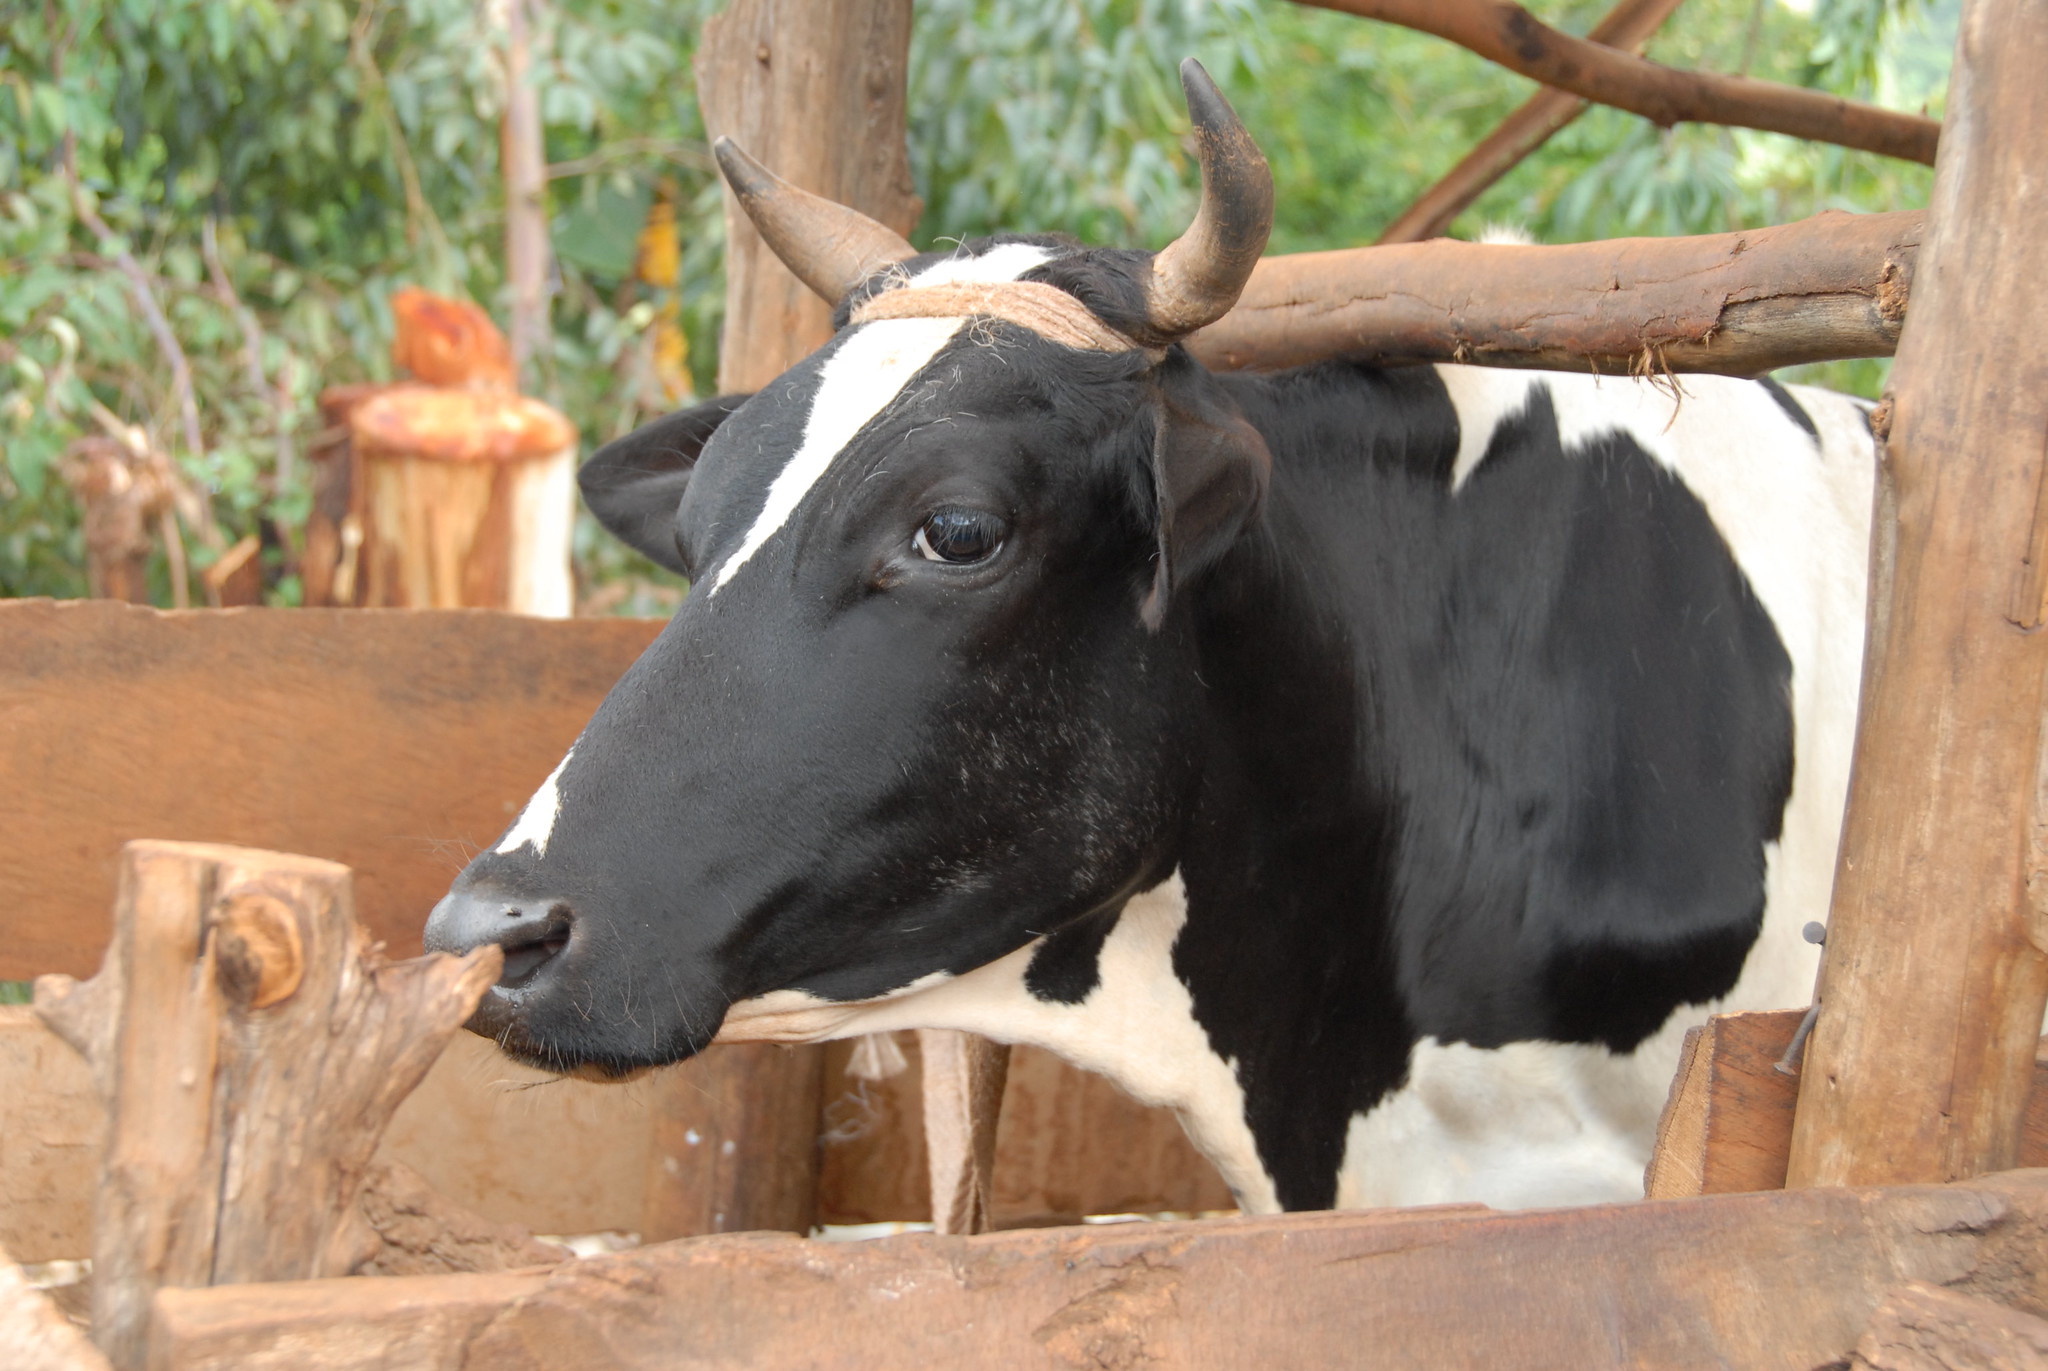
xmin=0 ymin=0 xmax=1953 ymax=613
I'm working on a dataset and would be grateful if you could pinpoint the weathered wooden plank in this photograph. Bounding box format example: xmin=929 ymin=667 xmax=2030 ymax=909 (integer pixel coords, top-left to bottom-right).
xmin=0 ymin=599 xmax=662 ymax=981
xmin=1649 ymin=1014 xmax=2048 ymax=1201
xmin=815 ymin=1036 xmax=1235 ymax=1227
xmin=1645 ymin=1009 xmax=1805 ymax=1198
xmin=1786 ymin=0 xmax=2048 ymax=1187
xmin=151 ymin=1170 xmax=2048 ymax=1371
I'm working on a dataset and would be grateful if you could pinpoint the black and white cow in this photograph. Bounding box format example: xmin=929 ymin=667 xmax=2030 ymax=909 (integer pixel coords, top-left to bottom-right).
xmin=427 ymin=63 xmax=1873 ymax=1214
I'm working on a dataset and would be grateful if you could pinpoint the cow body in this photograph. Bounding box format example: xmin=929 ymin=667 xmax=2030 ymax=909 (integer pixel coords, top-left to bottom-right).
xmin=425 ymin=70 xmax=1876 ymax=1214
xmin=685 ymin=339 xmax=1876 ymax=1213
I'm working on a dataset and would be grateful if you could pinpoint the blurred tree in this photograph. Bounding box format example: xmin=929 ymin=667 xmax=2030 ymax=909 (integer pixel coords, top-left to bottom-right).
xmin=0 ymin=0 xmax=1953 ymax=609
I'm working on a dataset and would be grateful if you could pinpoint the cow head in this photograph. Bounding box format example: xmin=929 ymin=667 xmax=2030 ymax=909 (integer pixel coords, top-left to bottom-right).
xmin=425 ymin=61 xmax=1273 ymax=1077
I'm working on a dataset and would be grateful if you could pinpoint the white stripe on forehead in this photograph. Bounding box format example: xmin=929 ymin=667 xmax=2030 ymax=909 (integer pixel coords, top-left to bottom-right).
xmin=704 ymin=243 xmax=1056 ymax=598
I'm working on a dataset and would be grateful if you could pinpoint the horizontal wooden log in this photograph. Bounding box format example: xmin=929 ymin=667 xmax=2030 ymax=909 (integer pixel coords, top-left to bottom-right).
xmin=152 ymin=1170 xmax=2048 ymax=1371
xmin=1297 ymin=0 xmax=1940 ymax=164
xmin=1188 ymin=208 xmax=1922 ymax=376
xmin=1645 ymin=1011 xmax=2048 ymax=1201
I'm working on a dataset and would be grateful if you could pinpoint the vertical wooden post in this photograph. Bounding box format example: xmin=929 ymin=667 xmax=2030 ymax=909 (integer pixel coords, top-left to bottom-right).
xmin=917 ymin=1029 xmax=1011 ymax=1234
xmin=695 ymin=0 xmax=922 ymax=390
xmin=1786 ymin=0 xmax=2048 ymax=1188
xmin=30 ymin=841 xmax=499 ymax=1370
xmin=645 ymin=0 xmax=923 ymax=1237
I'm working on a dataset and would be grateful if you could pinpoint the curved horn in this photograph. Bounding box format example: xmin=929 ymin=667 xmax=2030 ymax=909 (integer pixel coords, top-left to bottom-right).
xmin=1142 ymin=60 xmax=1275 ymax=344
xmin=713 ymin=137 xmax=919 ymax=305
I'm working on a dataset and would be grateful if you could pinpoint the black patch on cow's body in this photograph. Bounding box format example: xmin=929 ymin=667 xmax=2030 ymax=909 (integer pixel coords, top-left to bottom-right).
xmin=1756 ymin=378 xmax=1820 ymax=443
xmin=1025 ymin=906 xmax=1122 ymax=1003
xmin=1165 ymin=371 xmax=1795 ymax=1209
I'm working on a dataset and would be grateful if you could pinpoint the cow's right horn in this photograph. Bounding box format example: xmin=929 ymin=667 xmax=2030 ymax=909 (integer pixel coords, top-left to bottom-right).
xmin=713 ymin=139 xmax=919 ymax=306
xmin=1138 ymin=60 xmax=1274 ymax=345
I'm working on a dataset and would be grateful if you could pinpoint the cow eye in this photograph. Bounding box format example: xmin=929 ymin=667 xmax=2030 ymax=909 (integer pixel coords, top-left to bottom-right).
xmin=913 ymin=508 xmax=1006 ymax=564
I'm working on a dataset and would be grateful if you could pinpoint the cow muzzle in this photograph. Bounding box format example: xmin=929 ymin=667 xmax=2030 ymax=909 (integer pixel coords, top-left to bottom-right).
xmin=424 ymin=890 xmax=574 ymax=990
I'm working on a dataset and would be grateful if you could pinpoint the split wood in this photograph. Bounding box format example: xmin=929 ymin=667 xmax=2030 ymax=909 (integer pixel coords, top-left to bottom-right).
xmin=1787 ymin=0 xmax=2048 ymax=1188
xmin=1377 ymin=0 xmax=1690 ymax=245
xmin=1190 ymin=206 xmax=1920 ymax=376
xmin=31 ymin=840 xmax=502 ymax=1370
xmin=1299 ymin=0 xmax=1940 ymax=164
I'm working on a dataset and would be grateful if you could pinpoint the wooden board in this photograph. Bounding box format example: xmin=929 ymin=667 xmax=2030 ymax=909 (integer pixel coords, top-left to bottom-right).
xmin=0 ymin=599 xmax=662 ymax=980
xmin=1648 ymin=1011 xmax=2048 ymax=1200
xmin=150 ymin=1169 xmax=2048 ymax=1371
xmin=817 ymin=1036 xmax=1233 ymax=1226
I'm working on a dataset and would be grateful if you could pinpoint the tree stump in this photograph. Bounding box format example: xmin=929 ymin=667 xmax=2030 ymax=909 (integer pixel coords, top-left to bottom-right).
xmin=31 ymin=841 xmax=502 ymax=1371
xmin=348 ymin=386 xmax=578 ymax=617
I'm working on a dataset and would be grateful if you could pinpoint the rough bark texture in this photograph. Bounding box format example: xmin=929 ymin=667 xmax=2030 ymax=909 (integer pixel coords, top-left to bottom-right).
xmin=1188 ymin=208 xmax=1921 ymax=376
xmin=1786 ymin=0 xmax=2048 ymax=1190
xmin=916 ymin=1029 xmax=1011 ymax=1234
xmin=151 ymin=1170 xmax=2048 ymax=1371
xmin=1299 ymin=0 xmax=1939 ymax=163
xmin=1 ymin=1237 xmax=110 ymax=1371
xmin=30 ymin=841 xmax=500 ymax=1370
xmin=1848 ymin=1282 xmax=2048 ymax=1371
xmin=695 ymin=0 xmax=921 ymax=390
xmin=353 ymin=1162 xmax=568 ymax=1277
xmin=1376 ymin=0 xmax=1689 ymax=245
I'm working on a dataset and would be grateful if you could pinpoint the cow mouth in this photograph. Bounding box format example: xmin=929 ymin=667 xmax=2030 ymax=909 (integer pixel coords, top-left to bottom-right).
xmin=495 ymin=904 xmax=573 ymax=988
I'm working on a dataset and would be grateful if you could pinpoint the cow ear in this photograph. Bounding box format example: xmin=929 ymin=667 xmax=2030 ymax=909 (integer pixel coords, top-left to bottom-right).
xmin=579 ymin=394 xmax=751 ymax=576
xmin=1140 ymin=353 xmax=1270 ymax=629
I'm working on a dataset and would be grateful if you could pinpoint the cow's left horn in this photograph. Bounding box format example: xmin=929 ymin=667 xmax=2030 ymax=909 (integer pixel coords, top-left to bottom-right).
xmin=713 ymin=138 xmax=919 ymax=305
xmin=1140 ymin=60 xmax=1274 ymax=345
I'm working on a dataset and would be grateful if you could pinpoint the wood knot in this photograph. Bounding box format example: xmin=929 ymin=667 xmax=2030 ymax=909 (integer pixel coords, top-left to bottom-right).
xmin=212 ymin=888 xmax=306 ymax=1010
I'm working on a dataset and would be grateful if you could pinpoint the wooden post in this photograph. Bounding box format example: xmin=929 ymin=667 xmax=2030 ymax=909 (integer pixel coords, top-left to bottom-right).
xmin=1786 ymin=0 xmax=2048 ymax=1188
xmin=30 ymin=841 xmax=500 ymax=1370
xmin=347 ymin=386 xmax=579 ymax=616
xmin=695 ymin=0 xmax=922 ymax=390
xmin=916 ymin=1030 xmax=1010 ymax=1234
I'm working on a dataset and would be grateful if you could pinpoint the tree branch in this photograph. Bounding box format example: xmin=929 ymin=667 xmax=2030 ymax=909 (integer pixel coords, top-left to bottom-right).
xmin=1298 ymin=0 xmax=1941 ymax=165
xmin=1377 ymin=0 xmax=1689 ymax=244
xmin=1187 ymin=208 xmax=1921 ymax=376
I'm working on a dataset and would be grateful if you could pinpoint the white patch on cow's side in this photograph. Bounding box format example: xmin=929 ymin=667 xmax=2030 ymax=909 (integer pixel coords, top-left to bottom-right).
xmin=907 ymin=241 xmax=1055 ymax=287
xmin=495 ymin=747 xmax=575 ymax=857
xmin=716 ymin=874 xmax=1281 ymax=1213
xmin=707 ymin=317 xmax=964 ymax=596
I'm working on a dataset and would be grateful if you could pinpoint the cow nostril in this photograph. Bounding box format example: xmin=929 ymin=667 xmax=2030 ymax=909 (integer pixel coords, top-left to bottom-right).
xmin=496 ymin=907 xmax=573 ymax=988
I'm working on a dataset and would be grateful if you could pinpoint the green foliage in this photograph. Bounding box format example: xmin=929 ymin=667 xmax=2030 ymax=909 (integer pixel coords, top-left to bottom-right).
xmin=1 ymin=0 xmax=1955 ymax=606
xmin=0 ymin=981 xmax=30 ymax=1006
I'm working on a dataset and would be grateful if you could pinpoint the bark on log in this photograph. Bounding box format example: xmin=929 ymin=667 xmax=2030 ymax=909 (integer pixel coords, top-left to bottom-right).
xmin=1786 ymin=0 xmax=2048 ymax=1189
xmin=1848 ymin=1281 xmax=2048 ymax=1371
xmin=1298 ymin=0 xmax=1940 ymax=164
xmin=0 ymin=1237 xmax=110 ymax=1371
xmin=916 ymin=1029 xmax=1011 ymax=1234
xmin=695 ymin=0 xmax=922 ymax=390
xmin=148 ymin=1170 xmax=2048 ymax=1371
xmin=30 ymin=841 xmax=500 ymax=1371
xmin=1187 ymin=207 xmax=1921 ymax=376
xmin=1377 ymin=0 xmax=1690 ymax=245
